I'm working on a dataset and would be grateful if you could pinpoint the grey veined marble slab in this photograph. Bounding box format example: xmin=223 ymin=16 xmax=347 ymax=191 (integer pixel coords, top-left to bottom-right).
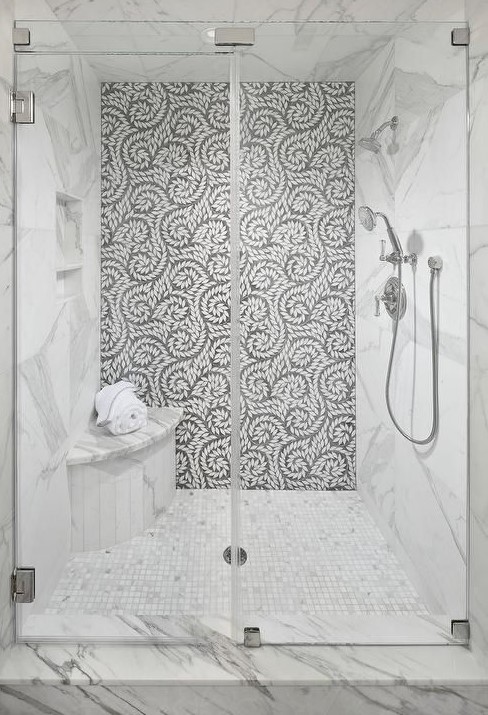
xmin=66 ymin=406 xmax=183 ymax=466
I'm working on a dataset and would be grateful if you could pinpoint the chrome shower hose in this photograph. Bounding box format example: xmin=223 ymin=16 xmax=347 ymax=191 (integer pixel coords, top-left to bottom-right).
xmin=385 ymin=260 xmax=440 ymax=445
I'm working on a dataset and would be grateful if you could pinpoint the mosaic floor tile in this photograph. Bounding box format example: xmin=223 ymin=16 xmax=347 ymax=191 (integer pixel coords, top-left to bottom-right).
xmin=45 ymin=490 xmax=427 ymax=617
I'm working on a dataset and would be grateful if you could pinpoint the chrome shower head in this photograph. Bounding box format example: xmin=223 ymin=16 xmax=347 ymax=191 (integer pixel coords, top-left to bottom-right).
xmin=358 ymin=137 xmax=381 ymax=154
xmin=359 ymin=116 xmax=399 ymax=154
xmin=358 ymin=205 xmax=377 ymax=231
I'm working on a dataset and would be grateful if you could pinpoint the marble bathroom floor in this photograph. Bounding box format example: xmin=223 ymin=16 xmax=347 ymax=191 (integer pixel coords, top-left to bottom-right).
xmin=44 ymin=490 xmax=428 ymax=618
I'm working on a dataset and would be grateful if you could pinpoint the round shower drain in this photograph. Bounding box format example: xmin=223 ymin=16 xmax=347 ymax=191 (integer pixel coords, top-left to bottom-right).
xmin=223 ymin=546 xmax=247 ymax=566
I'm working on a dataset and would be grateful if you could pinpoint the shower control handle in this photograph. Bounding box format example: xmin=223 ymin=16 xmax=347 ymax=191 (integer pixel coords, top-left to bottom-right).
xmin=374 ymin=295 xmax=381 ymax=317
xmin=379 ymin=239 xmax=386 ymax=261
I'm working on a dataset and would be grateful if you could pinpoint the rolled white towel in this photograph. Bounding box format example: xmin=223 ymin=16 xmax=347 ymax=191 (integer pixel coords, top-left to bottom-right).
xmin=106 ymin=390 xmax=147 ymax=435
xmin=95 ymin=380 xmax=148 ymax=435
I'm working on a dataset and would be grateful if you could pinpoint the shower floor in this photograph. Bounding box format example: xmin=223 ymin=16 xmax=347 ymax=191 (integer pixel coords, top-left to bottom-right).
xmin=45 ymin=490 xmax=428 ymax=617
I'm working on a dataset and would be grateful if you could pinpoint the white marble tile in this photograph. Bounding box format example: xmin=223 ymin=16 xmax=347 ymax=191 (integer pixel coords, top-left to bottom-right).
xmin=0 ymin=0 xmax=15 ymax=655
xmin=1 ymin=634 xmax=487 ymax=686
xmin=0 ymin=226 xmax=14 ymax=377
xmin=467 ymin=0 xmax=488 ymax=661
xmin=468 ymin=224 xmax=488 ymax=658
xmin=68 ymin=431 xmax=177 ymax=553
xmin=17 ymin=464 xmax=71 ymax=616
xmin=355 ymin=6 xmax=468 ymax=624
xmin=0 ymin=682 xmax=488 ymax=715
xmin=394 ymin=33 xmax=467 ymax=233
xmin=0 ymin=0 xmax=13 ymax=226
xmin=0 ymin=367 xmax=14 ymax=652
xmin=16 ymin=0 xmax=465 ymax=22
xmin=14 ymin=40 xmax=102 ymax=633
xmin=67 ymin=407 xmax=182 ymax=465
xmin=357 ymin=227 xmax=467 ymax=616
xmin=0 ymin=79 xmax=12 ymax=226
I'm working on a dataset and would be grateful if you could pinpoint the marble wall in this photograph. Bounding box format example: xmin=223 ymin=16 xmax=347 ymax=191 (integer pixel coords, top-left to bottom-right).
xmin=17 ymin=0 xmax=466 ymax=22
xmin=355 ymin=23 xmax=468 ymax=618
xmin=1 ymin=682 xmax=488 ymax=715
xmin=467 ymin=0 xmax=488 ymax=660
xmin=15 ymin=47 xmax=101 ymax=618
xmin=0 ymin=0 xmax=14 ymax=653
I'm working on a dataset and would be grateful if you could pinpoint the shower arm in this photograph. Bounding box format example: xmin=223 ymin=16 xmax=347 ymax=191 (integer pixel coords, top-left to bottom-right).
xmin=371 ymin=116 xmax=399 ymax=140
xmin=371 ymin=119 xmax=394 ymax=139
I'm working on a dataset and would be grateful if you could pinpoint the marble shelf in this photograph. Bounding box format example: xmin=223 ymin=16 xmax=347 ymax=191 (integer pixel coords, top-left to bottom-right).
xmin=66 ymin=406 xmax=183 ymax=466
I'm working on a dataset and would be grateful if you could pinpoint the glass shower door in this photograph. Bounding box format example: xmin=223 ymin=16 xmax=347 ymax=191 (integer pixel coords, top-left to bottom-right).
xmin=14 ymin=21 xmax=238 ymax=642
xmin=13 ymin=19 xmax=469 ymax=647
xmin=236 ymin=22 xmax=468 ymax=645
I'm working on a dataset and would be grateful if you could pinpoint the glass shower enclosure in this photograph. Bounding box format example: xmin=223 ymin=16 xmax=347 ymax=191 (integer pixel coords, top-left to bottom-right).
xmin=13 ymin=20 xmax=468 ymax=645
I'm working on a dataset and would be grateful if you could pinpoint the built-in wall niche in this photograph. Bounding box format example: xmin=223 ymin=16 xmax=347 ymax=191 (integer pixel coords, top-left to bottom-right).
xmin=56 ymin=191 xmax=83 ymax=301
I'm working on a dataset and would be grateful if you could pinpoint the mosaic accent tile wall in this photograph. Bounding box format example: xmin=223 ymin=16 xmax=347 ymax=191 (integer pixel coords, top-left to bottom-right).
xmin=101 ymin=82 xmax=355 ymax=489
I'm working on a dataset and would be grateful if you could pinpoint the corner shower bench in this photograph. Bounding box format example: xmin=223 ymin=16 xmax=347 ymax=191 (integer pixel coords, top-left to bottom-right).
xmin=66 ymin=406 xmax=183 ymax=552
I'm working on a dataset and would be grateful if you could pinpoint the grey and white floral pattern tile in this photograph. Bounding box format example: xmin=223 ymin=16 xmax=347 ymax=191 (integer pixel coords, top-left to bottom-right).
xmin=100 ymin=82 xmax=232 ymax=489
xmin=100 ymin=82 xmax=355 ymax=489
xmin=240 ymin=82 xmax=355 ymax=489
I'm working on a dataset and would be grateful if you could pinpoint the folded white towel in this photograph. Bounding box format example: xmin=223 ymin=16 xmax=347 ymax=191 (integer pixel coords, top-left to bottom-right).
xmin=95 ymin=380 xmax=148 ymax=435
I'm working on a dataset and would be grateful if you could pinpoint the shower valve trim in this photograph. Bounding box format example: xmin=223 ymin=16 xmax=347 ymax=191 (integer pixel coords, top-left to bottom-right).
xmin=358 ymin=204 xmax=440 ymax=445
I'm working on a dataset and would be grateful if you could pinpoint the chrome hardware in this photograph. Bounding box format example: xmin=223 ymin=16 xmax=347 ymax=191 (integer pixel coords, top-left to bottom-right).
xmin=374 ymin=295 xmax=381 ymax=317
xmin=381 ymin=276 xmax=407 ymax=320
xmin=384 ymin=251 xmax=403 ymax=265
xmin=403 ymin=253 xmax=417 ymax=266
xmin=379 ymin=239 xmax=386 ymax=261
xmin=12 ymin=27 xmax=30 ymax=47
xmin=223 ymin=546 xmax=247 ymax=565
xmin=428 ymin=255 xmax=443 ymax=272
xmin=11 ymin=568 xmax=35 ymax=603
xmin=10 ymin=90 xmax=35 ymax=124
xmin=451 ymin=27 xmax=470 ymax=46
xmin=451 ymin=620 xmax=470 ymax=642
xmin=214 ymin=27 xmax=255 ymax=46
xmin=244 ymin=627 xmax=261 ymax=647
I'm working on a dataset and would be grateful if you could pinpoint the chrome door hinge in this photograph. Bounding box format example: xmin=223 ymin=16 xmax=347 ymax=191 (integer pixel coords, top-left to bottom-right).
xmin=10 ymin=90 xmax=35 ymax=124
xmin=12 ymin=27 xmax=31 ymax=47
xmin=244 ymin=627 xmax=261 ymax=647
xmin=451 ymin=27 xmax=470 ymax=46
xmin=451 ymin=619 xmax=470 ymax=642
xmin=11 ymin=568 xmax=35 ymax=603
xmin=214 ymin=27 xmax=255 ymax=46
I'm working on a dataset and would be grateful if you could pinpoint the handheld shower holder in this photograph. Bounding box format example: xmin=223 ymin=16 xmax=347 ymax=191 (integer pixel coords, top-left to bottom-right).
xmin=379 ymin=251 xmax=417 ymax=266
xmin=428 ymin=255 xmax=443 ymax=272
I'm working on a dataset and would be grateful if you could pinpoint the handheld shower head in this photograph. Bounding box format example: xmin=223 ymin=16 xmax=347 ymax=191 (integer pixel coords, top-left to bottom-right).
xmin=358 ymin=205 xmax=377 ymax=231
xmin=358 ymin=205 xmax=403 ymax=255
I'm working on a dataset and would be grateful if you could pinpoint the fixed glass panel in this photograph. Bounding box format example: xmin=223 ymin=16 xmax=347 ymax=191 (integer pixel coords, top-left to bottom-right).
xmin=237 ymin=22 xmax=468 ymax=644
xmin=20 ymin=20 xmax=239 ymax=55
xmin=14 ymin=29 xmax=234 ymax=641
